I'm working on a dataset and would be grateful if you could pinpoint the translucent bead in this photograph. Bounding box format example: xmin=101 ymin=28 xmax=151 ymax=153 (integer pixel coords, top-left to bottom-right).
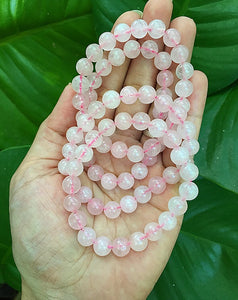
xmin=174 ymin=97 xmax=191 ymax=112
xmin=83 ymin=156 xmax=96 ymax=167
xmin=64 ymin=195 xmax=81 ymax=212
xmin=134 ymin=185 xmax=151 ymax=203
xmin=149 ymin=119 xmax=167 ymax=138
xmin=179 ymin=163 xmax=199 ymax=181
xmin=77 ymin=114 xmax=95 ymax=132
xmin=120 ymin=86 xmax=138 ymax=104
xmin=102 ymin=90 xmax=120 ymax=109
xmin=179 ymin=181 xmax=198 ymax=200
xmin=111 ymin=141 xmax=128 ymax=158
xmin=123 ymin=40 xmax=140 ymax=58
xmin=130 ymin=232 xmax=148 ymax=252
xmin=108 ymin=48 xmax=125 ymax=66
xmin=142 ymin=155 xmax=157 ymax=166
xmin=93 ymin=236 xmax=111 ymax=256
xmin=72 ymin=93 xmax=89 ymax=111
xmin=175 ymin=80 xmax=193 ymax=97
xmin=58 ymin=159 xmax=69 ymax=175
xmin=148 ymin=176 xmax=166 ymax=194
xmin=98 ymin=119 xmax=115 ymax=137
xmin=157 ymin=70 xmax=174 ymax=87
xmin=95 ymin=59 xmax=112 ymax=76
xmin=176 ymin=62 xmax=194 ymax=80
xmin=114 ymin=23 xmax=131 ymax=42
xmin=75 ymin=144 xmax=93 ymax=163
xmin=62 ymin=143 xmax=77 ymax=159
xmin=76 ymin=58 xmax=93 ymax=76
xmin=87 ymin=165 xmax=104 ymax=181
xmin=76 ymin=186 xmax=92 ymax=203
xmin=115 ymin=112 xmax=132 ymax=130
xmin=154 ymin=94 xmax=173 ymax=113
xmin=163 ymin=130 xmax=182 ymax=148
xmin=131 ymin=163 xmax=148 ymax=180
xmin=168 ymin=196 xmax=188 ymax=215
xmin=72 ymin=75 xmax=89 ymax=93
xmin=99 ymin=32 xmax=116 ymax=51
xmin=158 ymin=211 xmax=177 ymax=230
xmin=132 ymin=112 xmax=150 ymax=130
xmin=87 ymin=72 xmax=102 ymax=89
xmin=177 ymin=121 xmax=196 ymax=140
xmin=118 ymin=172 xmax=134 ymax=190
xmin=120 ymin=195 xmax=137 ymax=213
xmin=157 ymin=87 xmax=173 ymax=97
xmin=88 ymin=101 xmax=106 ymax=119
xmin=182 ymin=139 xmax=200 ymax=155
xmin=154 ymin=52 xmax=172 ymax=70
xmin=104 ymin=201 xmax=121 ymax=219
xmin=144 ymin=222 xmax=162 ymax=241
xmin=85 ymin=130 xmax=103 ymax=148
xmin=77 ymin=227 xmax=96 ymax=247
xmin=143 ymin=139 xmax=161 ymax=157
xmin=87 ymin=198 xmax=104 ymax=215
xmin=65 ymin=159 xmax=84 ymax=176
xmin=171 ymin=45 xmax=189 ymax=64
xmin=139 ymin=85 xmax=156 ymax=104
xmin=162 ymin=166 xmax=180 ymax=184
xmin=168 ymin=104 xmax=187 ymax=124
xmin=170 ymin=147 xmax=189 ymax=165
xmin=112 ymin=238 xmax=130 ymax=257
xmin=101 ymin=173 xmax=117 ymax=190
xmin=163 ymin=28 xmax=181 ymax=47
xmin=62 ymin=176 xmax=81 ymax=194
xmin=141 ymin=40 xmax=158 ymax=59
xmin=68 ymin=211 xmax=87 ymax=230
xmin=148 ymin=19 xmax=166 ymax=39
xmin=96 ymin=136 xmax=112 ymax=153
xmin=86 ymin=43 xmax=103 ymax=62
xmin=131 ymin=19 xmax=148 ymax=39
xmin=127 ymin=145 xmax=144 ymax=162
xmin=152 ymin=108 xmax=168 ymax=120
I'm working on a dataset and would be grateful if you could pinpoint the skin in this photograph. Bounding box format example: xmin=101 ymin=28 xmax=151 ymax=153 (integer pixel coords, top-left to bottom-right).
xmin=9 ymin=0 xmax=208 ymax=299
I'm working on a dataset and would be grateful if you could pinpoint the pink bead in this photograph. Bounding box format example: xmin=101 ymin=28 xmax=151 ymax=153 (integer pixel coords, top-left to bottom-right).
xmin=87 ymin=198 xmax=104 ymax=215
xmin=158 ymin=211 xmax=177 ymax=230
xmin=168 ymin=104 xmax=187 ymax=124
xmin=141 ymin=40 xmax=158 ymax=59
xmin=139 ymin=85 xmax=156 ymax=104
xmin=77 ymin=227 xmax=96 ymax=247
xmin=131 ymin=19 xmax=148 ymax=39
xmin=72 ymin=75 xmax=89 ymax=93
xmin=142 ymin=154 xmax=158 ymax=166
xmin=179 ymin=181 xmax=198 ymax=200
xmin=132 ymin=112 xmax=150 ymax=130
xmin=93 ymin=236 xmax=111 ymax=256
xmin=148 ymin=176 xmax=166 ymax=194
xmin=120 ymin=86 xmax=138 ymax=104
xmin=131 ymin=163 xmax=148 ymax=180
xmin=130 ymin=232 xmax=148 ymax=252
xmin=104 ymin=201 xmax=121 ymax=219
xmin=64 ymin=195 xmax=81 ymax=212
xmin=76 ymin=186 xmax=92 ymax=203
xmin=152 ymin=109 xmax=168 ymax=120
xmin=85 ymin=130 xmax=103 ymax=148
xmin=87 ymin=165 xmax=104 ymax=181
xmin=168 ymin=196 xmax=188 ymax=215
xmin=114 ymin=23 xmax=131 ymax=42
xmin=88 ymin=101 xmax=106 ymax=119
xmin=62 ymin=176 xmax=81 ymax=194
xmin=154 ymin=51 xmax=172 ymax=70
xmin=163 ymin=28 xmax=181 ymax=47
xmin=87 ymin=72 xmax=102 ymax=89
xmin=163 ymin=130 xmax=182 ymax=148
xmin=157 ymin=70 xmax=174 ymax=87
xmin=115 ymin=112 xmax=132 ymax=130
xmin=112 ymin=238 xmax=130 ymax=257
xmin=120 ymin=195 xmax=137 ymax=213
xmin=99 ymin=32 xmax=116 ymax=51
xmin=175 ymin=80 xmax=193 ymax=97
xmin=75 ymin=144 xmax=93 ymax=162
xmin=95 ymin=59 xmax=112 ymax=76
xmin=148 ymin=19 xmax=166 ymax=39
xmin=72 ymin=93 xmax=89 ymax=111
xmin=177 ymin=121 xmax=196 ymax=140
xmin=123 ymin=40 xmax=140 ymax=58
xmin=179 ymin=163 xmax=199 ymax=181
xmin=102 ymin=90 xmax=120 ymax=109
xmin=144 ymin=222 xmax=162 ymax=241
xmin=101 ymin=173 xmax=117 ymax=190
xmin=108 ymin=48 xmax=125 ymax=66
xmin=170 ymin=147 xmax=190 ymax=165
xmin=157 ymin=87 xmax=173 ymax=97
xmin=127 ymin=145 xmax=144 ymax=162
xmin=118 ymin=172 xmax=134 ymax=190
xmin=174 ymin=97 xmax=191 ymax=112
xmin=143 ymin=139 xmax=161 ymax=157
xmin=58 ymin=159 xmax=69 ymax=175
xmin=86 ymin=43 xmax=103 ymax=62
xmin=65 ymin=159 xmax=83 ymax=176
xmin=96 ymin=136 xmax=112 ymax=153
xmin=182 ymin=139 xmax=200 ymax=155
xmin=162 ymin=166 xmax=180 ymax=184
xmin=98 ymin=119 xmax=116 ymax=136
xmin=88 ymin=89 xmax=98 ymax=102
xmin=149 ymin=119 xmax=167 ymax=138
xmin=66 ymin=127 xmax=83 ymax=143
xmin=76 ymin=58 xmax=93 ymax=76
xmin=134 ymin=185 xmax=151 ymax=203
xmin=68 ymin=210 xmax=87 ymax=230
xmin=111 ymin=141 xmax=128 ymax=158
xmin=154 ymin=94 xmax=173 ymax=113
xmin=77 ymin=113 xmax=95 ymax=132
xmin=171 ymin=45 xmax=189 ymax=64
xmin=176 ymin=62 xmax=194 ymax=80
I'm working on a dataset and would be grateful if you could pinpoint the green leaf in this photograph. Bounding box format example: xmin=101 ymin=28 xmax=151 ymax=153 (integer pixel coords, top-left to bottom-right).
xmin=196 ymin=82 xmax=238 ymax=194
xmin=148 ymin=178 xmax=238 ymax=300
xmin=0 ymin=0 xmax=96 ymax=149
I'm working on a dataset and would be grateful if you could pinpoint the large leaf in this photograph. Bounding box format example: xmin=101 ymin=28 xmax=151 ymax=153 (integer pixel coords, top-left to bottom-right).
xmin=92 ymin=0 xmax=238 ymax=95
xmin=148 ymin=178 xmax=238 ymax=300
xmin=0 ymin=0 xmax=96 ymax=149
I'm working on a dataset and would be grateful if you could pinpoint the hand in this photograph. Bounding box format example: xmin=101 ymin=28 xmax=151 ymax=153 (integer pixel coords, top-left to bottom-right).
xmin=9 ymin=0 xmax=208 ymax=299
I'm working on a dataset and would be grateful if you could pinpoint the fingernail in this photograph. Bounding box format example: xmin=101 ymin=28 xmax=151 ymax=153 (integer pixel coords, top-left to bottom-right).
xmin=132 ymin=10 xmax=143 ymax=18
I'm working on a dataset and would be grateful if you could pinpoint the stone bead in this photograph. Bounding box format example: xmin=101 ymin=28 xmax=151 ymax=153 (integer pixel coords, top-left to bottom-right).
xmin=157 ymin=70 xmax=174 ymax=87
xmin=175 ymin=80 xmax=193 ymax=97
xmin=75 ymin=144 xmax=93 ymax=162
xmin=85 ymin=130 xmax=103 ymax=148
xmin=120 ymin=195 xmax=137 ymax=213
xmin=101 ymin=173 xmax=117 ymax=190
xmin=96 ymin=136 xmax=112 ymax=153
xmin=168 ymin=104 xmax=187 ymax=124
xmin=86 ymin=43 xmax=103 ymax=62
xmin=102 ymin=90 xmax=121 ymax=109
xmin=120 ymin=86 xmax=138 ymax=104
xmin=162 ymin=166 xmax=180 ymax=184
xmin=62 ymin=143 xmax=77 ymax=159
xmin=148 ymin=176 xmax=166 ymax=194
xmin=163 ymin=28 xmax=181 ymax=47
xmin=131 ymin=163 xmax=148 ymax=180
xmin=62 ymin=176 xmax=81 ymax=194
xmin=93 ymin=236 xmax=111 ymax=256
xmin=104 ymin=201 xmax=121 ymax=219
xmin=171 ymin=45 xmax=189 ymax=63
xmin=174 ymin=97 xmax=191 ymax=112
xmin=168 ymin=196 xmax=188 ymax=215
xmin=115 ymin=112 xmax=132 ymax=130
xmin=127 ymin=145 xmax=144 ymax=162
xmin=68 ymin=210 xmax=87 ymax=230
xmin=87 ymin=198 xmax=104 ymax=215
xmin=98 ymin=119 xmax=115 ymax=137
xmin=123 ymin=40 xmax=141 ymax=59
xmin=76 ymin=186 xmax=93 ymax=203
xmin=66 ymin=127 xmax=84 ymax=144
xmin=155 ymin=94 xmax=173 ymax=113
xmin=87 ymin=165 xmax=104 ymax=181
xmin=176 ymin=62 xmax=194 ymax=80
xmin=118 ymin=172 xmax=134 ymax=190
xmin=111 ymin=141 xmax=128 ymax=158
xmin=158 ymin=211 xmax=177 ymax=230
xmin=141 ymin=40 xmax=158 ymax=59
xmin=77 ymin=114 xmax=95 ymax=132
xmin=114 ymin=23 xmax=131 ymax=42
xmin=65 ymin=159 xmax=84 ymax=176
xmin=132 ymin=112 xmax=150 ymax=130
xmin=149 ymin=119 xmax=167 ymax=138
xmin=77 ymin=227 xmax=96 ymax=247
xmin=64 ymin=195 xmax=81 ymax=212
xmin=179 ymin=181 xmax=198 ymax=200
xmin=88 ymin=101 xmax=106 ymax=119
xmin=182 ymin=139 xmax=200 ymax=155
xmin=130 ymin=232 xmax=148 ymax=252
xmin=144 ymin=222 xmax=162 ymax=241
xmin=134 ymin=185 xmax=151 ymax=203
xmin=143 ymin=139 xmax=161 ymax=157
xmin=108 ymin=48 xmax=125 ymax=66
xmin=87 ymin=72 xmax=102 ymax=89
xmin=153 ymin=109 xmax=168 ymax=120
xmin=95 ymin=59 xmax=112 ymax=76
xmin=89 ymin=88 xmax=98 ymax=101
xmin=99 ymin=32 xmax=116 ymax=51
xmin=72 ymin=93 xmax=89 ymax=111
xmin=157 ymin=87 xmax=173 ymax=97
xmin=163 ymin=130 xmax=182 ymax=148
xmin=177 ymin=121 xmax=196 ymax=140
xmin=58 ymin=159 xmax=69 ymax=175
xmin=139 ymin=85 xmax=156 ymax=104
xmin=142 ymin=154 xmax=158 ymax=166
xmin=170 ymin=146 xmax=190 ymax=165
xmin=72 ymin=75 xmax=89 ymax=93
xmin=131 ymin=19 xmax=148 ymax=39
xmin=112 ymin=238 xmax=130 ymax=257
xmin=179 ymin=163 xmax=199 ymax=181
xmin=76 ymin=58 xmax=93 ymax=76
xmin=154 ymin=51 xmax=172 ymax=70
xmin=148 ymin=19 xmax=166 ymax=39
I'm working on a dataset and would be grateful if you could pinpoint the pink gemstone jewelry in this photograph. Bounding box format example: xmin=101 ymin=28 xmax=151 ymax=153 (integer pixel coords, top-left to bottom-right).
xmin=58 ymin=18 xmax=200 ymax=257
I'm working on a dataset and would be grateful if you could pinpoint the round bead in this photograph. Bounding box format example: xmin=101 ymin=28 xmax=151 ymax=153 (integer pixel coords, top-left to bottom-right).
xmin=149 ymin=119 xmax=167 ymax=138
xmin=72 ymin=93 xmax=89 ymax=111
xmin=127 ymin=145 xmax=144 ymax=162
xmin=118 ymin=172 xmax=134 ymax=190
xmin=158 ymin=211 xmax=177 ymax=230
xmin=141 ymin=40 xmax=158 ymax=59
xmin=62 ymin=143 xmax=77 ymax=159
xmin=130 ymin=232 xmax=148 ymax=252
xmin=179 ymin=163 xmax=199 ymax=181
xmin=168 ymin=196 xmax=188 ymax=215
xmin=108 ymin=48 xmax=125 ymax=66
xmin=154 ymin=51 xmax=172 ymax=70
xmin=72 ymin=75 xmax=89 ymax=93
xmin=148 ymin=176 xmax=166 ymax=194
xmin=75 ymin=144 xmax=93 ymax=162
xmin=142 ymin=155 xmax=158 ymax=166
xmin=163 ymin=130 xmax=182 ymax=148
xmin=99 ymin=32 xmax=116 ymax=51
xmin=132 ymin=112 xmax=150 ymax=130
xmin=76 ymin=186 xmax=92 ymax=203
xmin=77 ymin=114 xmax=95 ymax=132
xmin=111 ymin=141 xmax=128 ymax=158
xmin=95 ymin=59 xmax=112 ymax=76
xmin=120 ymin=86 xmax=138 ymax=104
xmin=123 ymin=40 xmax=140 ymax=58
xmin=174 ymin=97 xmax=191 ymax=112
xmin=104 ymin=201 xmax=121 ymax=219
xmin=64 ymin=195 xmax=81 ymax=212
xmin=182 ymin=139 xmax=200 ymax=155
xmin=88 ymin=89 xmax=98 ymax=102
xmin=157 ymin=87 xmax=173 ymax=97
xmin=143 ymin=139 xmax=161 ymax=157
xmin=85 ymin=130 xmax=103 ymax=148
xmin=58 ymin=159 xmax=69 ymax=175
xmin=68 ymin=210 xmax=87 ymax=230
xmin=120 ymin=195 xmax=137 ymax=213
xmin=66 ymin=127 xmax=83 ymax=144
xmin=87 ymin=165 xmax=104 ymax=181
xmin=112 ymin=238 xmax=130 ymax=257
xmin=139 ymin=85 xmax=156 ymax=104
xmin=176 ymin=62 xmax=194 ymax=80
xmin=179 ymin=181 xmax=199 ymax=200
xmin=93 ymin=236 xmax=111 ymax=256
xmin=175 ymin=80 xmax=193 ymax=97
xmin=64 ymin=159 xmax=84 ymax=176
xmin=77 ymin=227 xmax=96 ymax=247
xmin=144 ymin=222 xmax=162 ymax=241
xmin=96 ymin=136 xmax=112 ymax=153
xmin=62 ymin=176 xmax=81 ymax=194
xmin=134 ymin=185 xmax=151 ymax=203
xmin=114 ymin=23 xmax=131 ymax=42
xmin=131 ymin=163 xmax=148 ymax=180
xmin=163 ymin=28 xmax=181 ymax=47
xmin=88 ymin=101 xmax=106 ymax=119
xmin=148 ymin=19 xmax=166 ymax=39
xmin=87 ymin=72 xmax=102 ymax=89
xmin=155 ymin=94 xmax=173 ymax=113
xmin=76 ymin=58 xmax=93 ymax=76
xmin=87 ymin=198 xmax=104 ymax=215
xmin=162 ymin=166 xmax=180 ymax=184
xmin=98 ymin=119 xmax=115 ymax=137
xmin=102 ymin=90 xmax=121 ymax=109
xmin=168 ymin=104 xmax=187 ymax=124
xmin=157 ymin=70 xmax=174 ymax=87
xmin=115 ymin=112 xmax=132 ymax=130
xmin=170 ymin=147 xmax=190 ymax=165
xmin=131 ymin=19 xmax=148 ymax=39
xmin=86 ymin=43 xmax=103 ymax=62
xmin=171 ymin=45 xmax=189 ymax=63
xmin=101 ymin=173 xmax=117 ymax=190
xmin=177 ymin=121 xmax=196 ymax=140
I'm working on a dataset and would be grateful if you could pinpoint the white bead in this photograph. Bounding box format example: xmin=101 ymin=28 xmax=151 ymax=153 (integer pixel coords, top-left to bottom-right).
xmin=86 ymin=43 xmax=103 ymax=62
xmin=175 ymin=80 xmax=193 ymax=97
xmin=149 ymin=119 xmax=167 ymax=137
xmin=141 ymin=40 xmax=158 ymax=59
xmin=88 ymin=101 xmax=106 ymax=119
xmin=93 ymin=236 xmax=111 ymax=256
xmin=108 ymin=48 xmax=125 ymax=66
xmin=72 ymin=75 xmax=89 ymax=93
xmin=96 ymin=136 xmax=112 ymax=153
xmin=144 ymin=222 xmax=162 ymax=241
xmin=102 ymin=90 xmax=120 ymax=109
xmin=66 ymin=127 xmax=83 ymax=143
xmin=85 ymin=130 xmax=103 ymax=148
xmin=120 ymin=86 xmax=138 ymax=104
xmin=139 ymin=85 xmax=156 ymax=104
xmin=148 ymin=19 xmax=166 ymax=39
xmin=179 ymin=181 xmax=199 ymax=200
xmin=182 ymin=139 xmax=200 ymax=155
xmin=170 ymin=147 xmax=190 ymax=165
xmin=120 ymin=195 xmax=137 ymax=213
xmin=158 ymin=211 xmax=177 ymax=230
xmin=98 ymin=119 xmax=115 ymax=136
xmin=130 ymin=232 xmax=148 ymax=251
xmin=95 ymin=59 xmax=112 ymax=76
xmin=163 ymin=28 xmax=181 ymax=47
xmin=75 ymin=144 xmax=93 ymax=162
xmin=131 ymin=19 xmax=148 ymax=39
xmin=77 ymin=114 xmax=95 ymax=132
xmin=168 ymin=196 xmax=188 ymax=215
xmin=77 ymin=227 xmax=96 ymax=247
xmin=176 ymin=62 xmax=194 ymax=80
xmin=134 ymin=185 xmax=151 ymax=203
xmin=114 ymin=23 xmax=131 ymax=42
xmin=99 ymin=32 xmax=116 ymax=51
xmin=76 ymin=58 xmax=93 ymax=76
xmin=179 ymin=163 xmax=199 ymax=181
xmin=132 ymin=112 xmax=150 ymax=130
xmin=171 ymin=45 xmax=189 ymax=63
xmin=87 ymin=72 xmax=102 ymax=89
xmin=115 ymin=112 xmax=132 ymax=130
xmin=127 ymin=145 xmax=144 ymax=162
xmin=104 ymin=201 xmax=121 ymax=219
xmin=154 ymin=52 xmax=172 ymax=70
xmin=174 ymin=97 xmax=191 ymax=112
xmin=124 ymin=40 xmax=140 ymax=58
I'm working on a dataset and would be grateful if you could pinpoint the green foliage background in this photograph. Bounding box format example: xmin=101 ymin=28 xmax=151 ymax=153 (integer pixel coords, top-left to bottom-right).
xmin=0 ymin=0 xmax=238 ymax=298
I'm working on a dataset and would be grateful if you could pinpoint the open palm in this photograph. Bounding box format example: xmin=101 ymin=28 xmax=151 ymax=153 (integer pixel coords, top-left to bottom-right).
xmin=9 ymin=0 xmax=208 ymax=299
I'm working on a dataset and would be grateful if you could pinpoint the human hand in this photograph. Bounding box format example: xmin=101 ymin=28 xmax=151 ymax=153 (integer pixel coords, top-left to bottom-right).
xmin=9 ymin=0 xmax=208 ymax=299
